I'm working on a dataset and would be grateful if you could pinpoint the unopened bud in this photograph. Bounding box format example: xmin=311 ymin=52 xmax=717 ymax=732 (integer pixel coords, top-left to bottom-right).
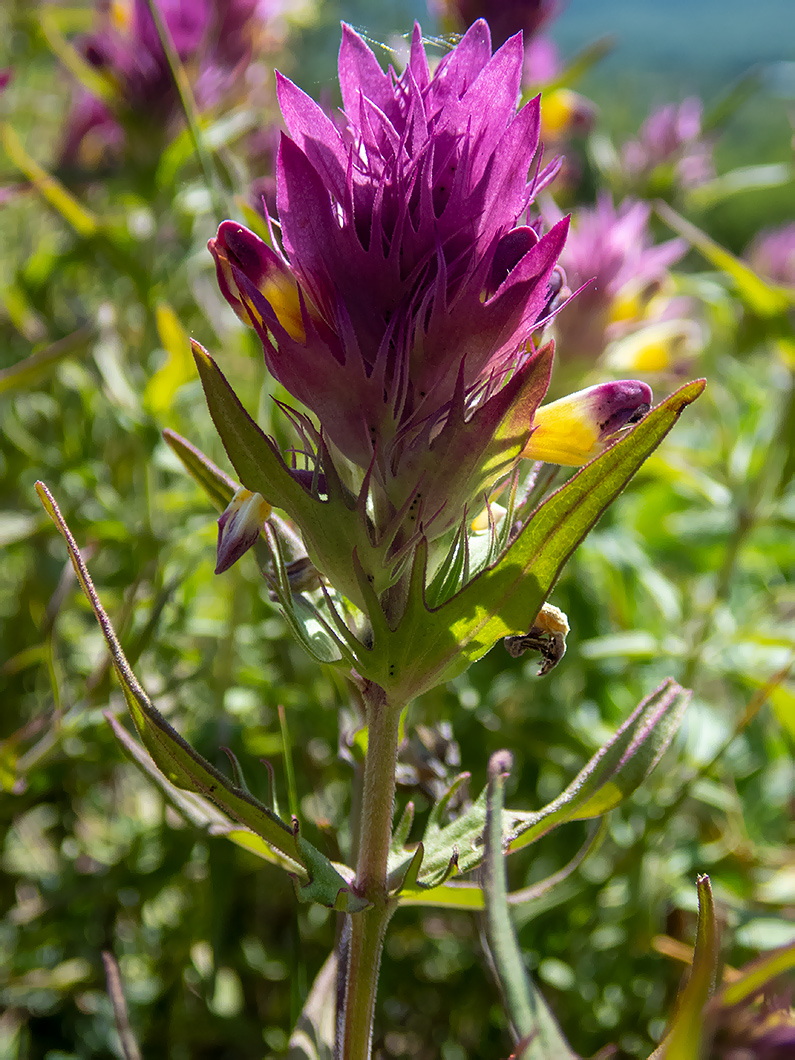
xmin=216 ymin=488 xmax=271 ymax=574
xmin=522 ymin=381 xmax=653 ymax=466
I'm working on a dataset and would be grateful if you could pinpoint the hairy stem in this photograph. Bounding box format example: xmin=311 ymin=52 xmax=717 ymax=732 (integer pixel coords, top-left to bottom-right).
xmin=339 ymin=682 xmax=402 ymax=1060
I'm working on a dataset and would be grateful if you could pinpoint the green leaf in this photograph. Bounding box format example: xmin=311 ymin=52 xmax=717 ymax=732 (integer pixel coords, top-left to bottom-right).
xmin=398 ymin=882 xmax=485 ymax=910
xmin=162 ymin=428 xmax=237 ymax=512
xmin=712 ymin=939 xmax=795 ymax=1009
xmin=649 ymin=875 xmax=719 ymax=1060
xmin=38 ymin=7 xmax=117 ymax=104
xmin=482 ymin=752 xmax=578 ymax=1060
xmin=388 ymin=777 xmax=484 ymax=890
xmin=378 ymin=381 xmax=705 ymax=700
xmin=508 ymin=679 xmax=690 ymax=853
xmin=655 ymin=202 xmax=793 ymax=317
xmin=108 ymin=711 xmax=332 ymax=878
xmin=685 ymin=163 xmax=793 ymax=211
xmin=163 ymin=427 xmax=355 ymax=667
xmin=388 ymin=681 xmax=688 ymax=890
xmin=193 ymin=342 xmax=380 ymax=611
xmin=288 ymin=953 xmax=337 ymax=1060
xmin=36 ymin=482 xmax=365 ymax=912
xmin=0 ymin=326 xmax=95 ymax=396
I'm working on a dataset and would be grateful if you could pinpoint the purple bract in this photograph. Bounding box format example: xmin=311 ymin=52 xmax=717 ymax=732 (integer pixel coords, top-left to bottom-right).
xmin=211 ymin=20 xmax=566 ymax=472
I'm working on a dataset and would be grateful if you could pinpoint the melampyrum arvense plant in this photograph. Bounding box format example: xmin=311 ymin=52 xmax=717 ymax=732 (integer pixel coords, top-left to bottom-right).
xmin=38 ymin=19 xmax=706 ymax=1060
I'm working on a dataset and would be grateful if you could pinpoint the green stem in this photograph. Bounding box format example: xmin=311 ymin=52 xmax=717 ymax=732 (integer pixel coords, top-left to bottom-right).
xmin=340 ymin=682 xmax=402 ymax=1060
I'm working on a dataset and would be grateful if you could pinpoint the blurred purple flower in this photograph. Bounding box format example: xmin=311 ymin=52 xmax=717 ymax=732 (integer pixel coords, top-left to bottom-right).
xmin=430 ymin=0 xmax=562 ymax=49
xmin=746 ymin=223 xmax=795 ymax=289
xmin=60 ymin=0 xmax=260 ymax=166
xmin=551 ymin=195 xmax=689 ymax=366
xmin=621 ymin=98 xmax=714 ymax=191
xmin=210 ymin=22 xmax=652 ymax=540
xmin=711 ymin=989 xmax=795 ymax=1060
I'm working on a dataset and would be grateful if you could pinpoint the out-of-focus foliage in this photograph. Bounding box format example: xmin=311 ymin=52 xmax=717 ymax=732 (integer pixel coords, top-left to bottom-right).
xmin=1 ymin=2 xmax=793 ymax=1059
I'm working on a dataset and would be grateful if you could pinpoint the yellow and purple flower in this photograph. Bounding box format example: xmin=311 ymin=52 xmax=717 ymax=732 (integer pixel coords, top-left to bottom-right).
xmin=215 ymin=487 xmax=271 ymax=574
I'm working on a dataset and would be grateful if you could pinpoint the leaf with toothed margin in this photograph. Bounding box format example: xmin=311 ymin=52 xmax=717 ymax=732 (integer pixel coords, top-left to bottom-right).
xmin=192 ymin=342 xmax=384 ymax=609
xmin=392 ymin=844 xmax=425 ymax=894
xmin=387 ymin=680 xmax=689 ymax=890
xmin=365 ymin=380 xmax=705 ymax=701
xmin=35 ymin=482 xmax=365 ymax=913
xmin=387 ymin=778 xmax=487 ymax=891
xmin=107 ymin=712 xmax=301 ymax=874
xmin=295 ymin=839 xmax=367 ymax=911
xmin=399 ymin=819 xmax=605 ymax=909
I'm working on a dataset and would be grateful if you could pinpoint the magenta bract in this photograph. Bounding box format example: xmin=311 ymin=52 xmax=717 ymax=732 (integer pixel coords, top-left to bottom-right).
xmin=213 ymin=21 xmax=565 ymax=473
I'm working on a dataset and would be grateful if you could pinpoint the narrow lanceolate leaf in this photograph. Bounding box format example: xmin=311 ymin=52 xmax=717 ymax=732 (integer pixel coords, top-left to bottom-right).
xmin=106 ymin=712 xmax=304 ymax=874
xmin=38 ymin=8 xmax=117 ymax=104
xmin=0 ymin=326 xmax=96 ymax=396
xmin=1 ymin=123 xmax=99 ymax=238
xmin=288 ymin=952 xmax=337 ymax=1060
xmin=381 ymin=381 xmax=705 ymax=701
xmin=105 ymin=712 xmax=231 ymax=832
xmin=192 ymin=341 xmax=315 ymax=512
xmin=649 ymin=875 xmax=720 ymax=1060
xmin=656 ymin=202 xmax=794 ymax=317
xmin=162 ymin=428 xmax=237 ymax=511
xmin=508 ymin=679 xmax=690 ymax=853
xmin=483 ymin=752 xmax=578 ymax=1060
xmin=35 ymin=483 xmax=366 ymax=912
xmin=711 ymin=939 xmax=795 ymax=1010
xmin=388 ymin=680 xmax=688 ymax=889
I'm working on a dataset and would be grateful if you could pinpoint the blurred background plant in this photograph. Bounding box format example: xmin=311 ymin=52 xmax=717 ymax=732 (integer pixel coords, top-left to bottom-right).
xmin=1 ymin=1 xmax=793 ymax=1058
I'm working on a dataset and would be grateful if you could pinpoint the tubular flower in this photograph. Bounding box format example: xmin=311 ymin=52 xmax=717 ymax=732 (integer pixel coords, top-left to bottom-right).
xmin=522 ymin=381 xmax=652 ymax=465
xmin=620 ymin=98 xmax=715 ymax=193
xmin=210 ymin=21 xmax=654 ymax=551
xmin=746 ymin=223 xmax=795 ymax=289
xmin=215 ymin=487 xmax=271 ymax=574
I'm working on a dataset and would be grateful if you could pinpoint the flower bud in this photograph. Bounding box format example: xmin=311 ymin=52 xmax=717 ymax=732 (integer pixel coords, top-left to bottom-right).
xmin=215 ymin=488 xmax=271 ymax=574
xmin=208 ymin=222 xmax=307 ymax=342
xmin=523 ymin=380 xmax=652 ymax=466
